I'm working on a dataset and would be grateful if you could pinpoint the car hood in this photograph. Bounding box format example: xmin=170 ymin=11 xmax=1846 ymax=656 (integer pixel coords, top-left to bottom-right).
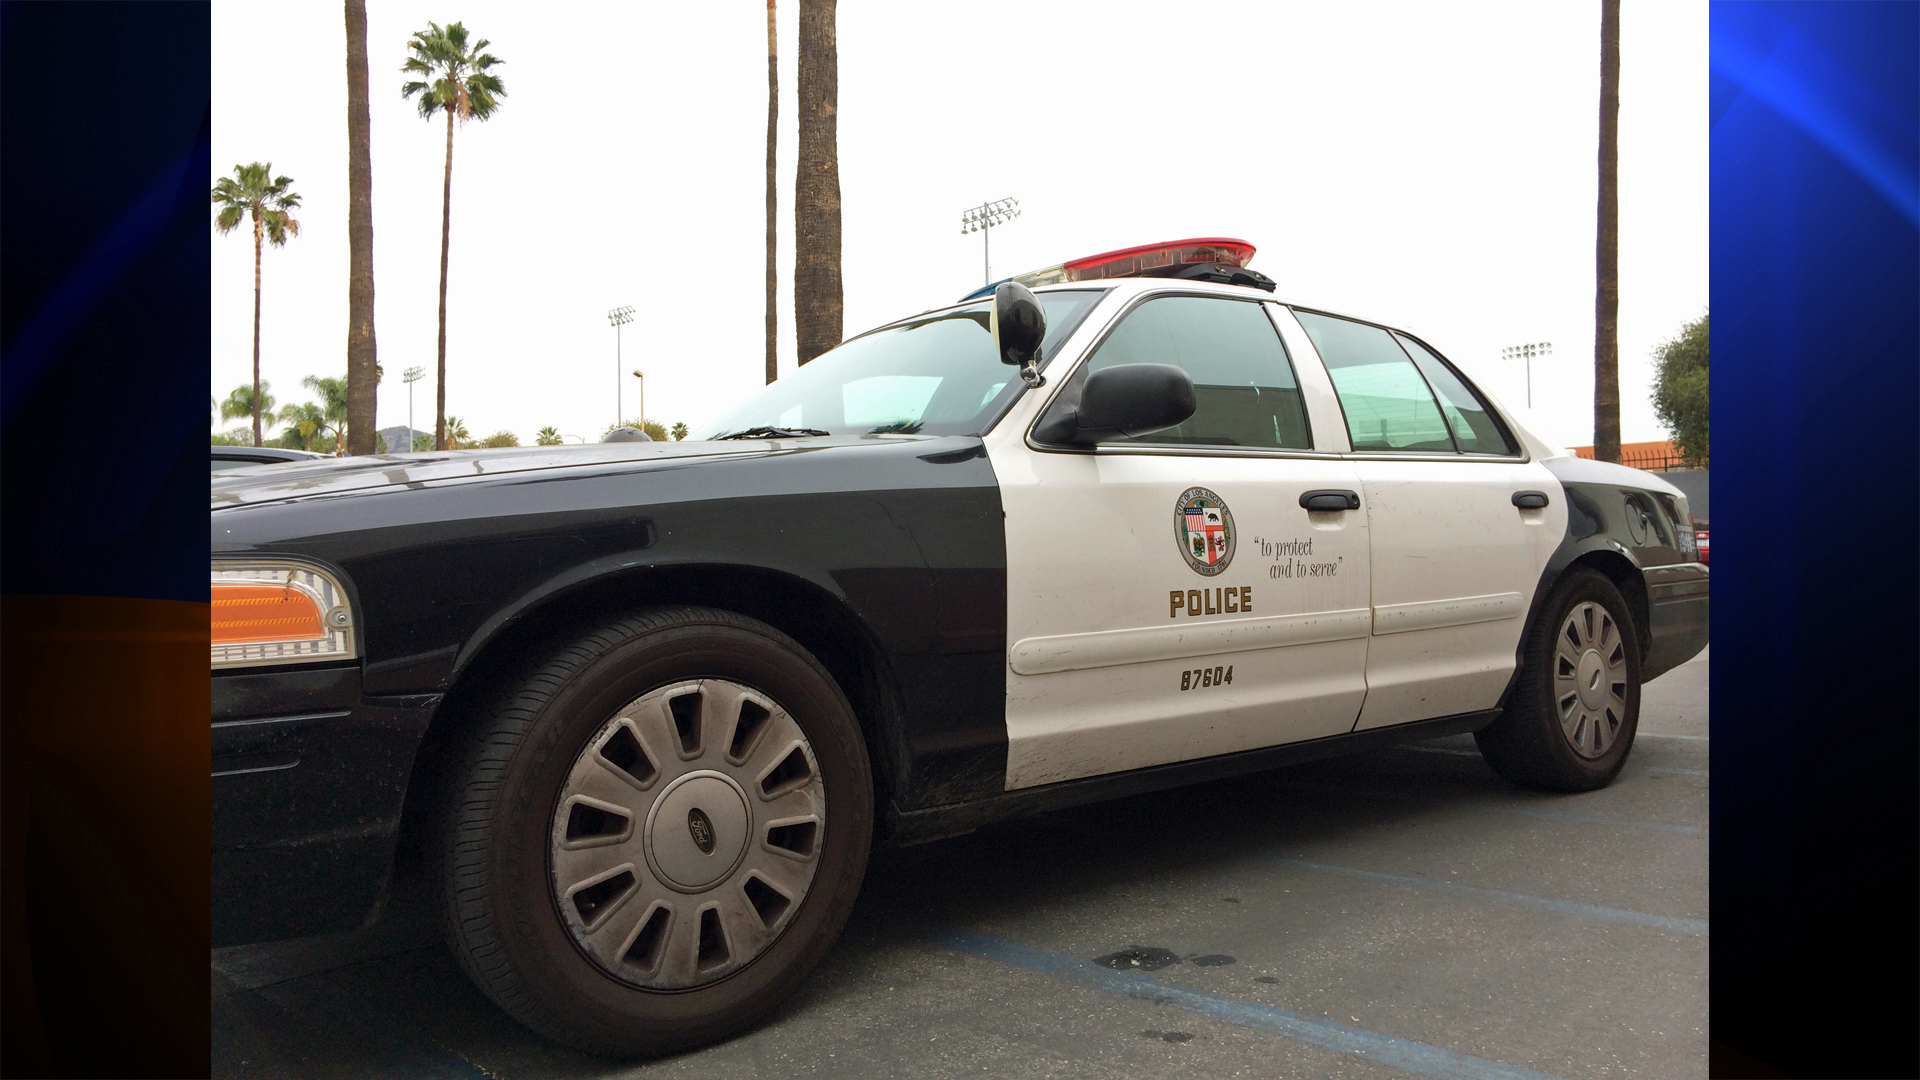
xmin=209 ymin=435 xmax=946 ymax=509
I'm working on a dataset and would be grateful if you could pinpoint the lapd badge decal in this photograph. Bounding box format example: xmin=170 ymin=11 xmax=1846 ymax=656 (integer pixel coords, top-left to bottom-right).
xmin=1174 ymin=487 xmax=1235 ymax=576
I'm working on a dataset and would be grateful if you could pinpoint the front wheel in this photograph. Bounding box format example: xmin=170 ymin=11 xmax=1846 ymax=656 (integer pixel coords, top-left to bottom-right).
xmin=1476 ymin=567 xmax=1642 ymax=791
xmin=441 ymin=607 xmax=873 ymax=1057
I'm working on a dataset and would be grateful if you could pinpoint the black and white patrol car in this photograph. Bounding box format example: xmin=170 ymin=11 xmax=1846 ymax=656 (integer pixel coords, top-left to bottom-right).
xmin=210 ymin=238 xmax=1708 ymax=1056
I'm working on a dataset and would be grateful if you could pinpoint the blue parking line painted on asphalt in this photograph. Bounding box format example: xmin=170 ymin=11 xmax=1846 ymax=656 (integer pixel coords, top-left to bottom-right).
xmin=1275 ymin=778 xmax=1704 ymax=837
xmin=379 ymin=1050 xmax=494 ymax=1079
xmin=1266 ymin=858 xmax=1709 ymax=936
xmin=927 ymin=928 xmax=1564 ymax=1080
xmin=1486 ymin=805 xmax=1704 ymax=836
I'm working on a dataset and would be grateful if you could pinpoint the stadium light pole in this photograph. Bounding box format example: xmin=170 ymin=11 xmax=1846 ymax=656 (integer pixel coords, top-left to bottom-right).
xmin=402 ymin=366 xmax=425 ymax=448
xmin=608 ymin=305 xmax=636 ymax=428
xmin=960 ymin=197 xmax=1020 ymax=286
xmin=1501 ymin=341 xmax=1553 ymax=408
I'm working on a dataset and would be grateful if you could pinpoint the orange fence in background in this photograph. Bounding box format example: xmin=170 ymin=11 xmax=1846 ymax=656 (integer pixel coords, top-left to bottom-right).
xmin=1567 ymin=440 xmax=1703 ymax=472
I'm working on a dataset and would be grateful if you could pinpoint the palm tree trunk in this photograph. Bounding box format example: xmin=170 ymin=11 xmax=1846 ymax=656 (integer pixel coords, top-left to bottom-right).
xmin=252 ymin=217 xmax=264 ymax=447
xmin=794 ymin=0 xmax=841 ymax=366
xmin=765 ymin=0 xmax=778 ymax=384
xmin=1593 ymin=0 xmax=1621 ymax=463
xmin=435 ymin=106 xmax=454 ymax=450
xmin=345 ymin=0 xmax=378 ymax=455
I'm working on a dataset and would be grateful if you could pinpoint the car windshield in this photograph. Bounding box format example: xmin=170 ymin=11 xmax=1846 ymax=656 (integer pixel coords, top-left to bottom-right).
xmin=701 ymin=289 xmax=1104 ymax=438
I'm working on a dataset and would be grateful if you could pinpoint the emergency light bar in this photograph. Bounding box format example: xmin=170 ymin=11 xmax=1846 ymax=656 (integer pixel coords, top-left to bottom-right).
xmin=959 ymin=238 xmax=1269 ymax=301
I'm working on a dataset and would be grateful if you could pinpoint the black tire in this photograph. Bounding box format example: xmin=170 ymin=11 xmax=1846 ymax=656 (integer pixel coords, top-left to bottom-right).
xmin=1476 ymin=567 xmax=1642 ymax=792
xmin=440 ymin=606 xmax=873 ymax=1057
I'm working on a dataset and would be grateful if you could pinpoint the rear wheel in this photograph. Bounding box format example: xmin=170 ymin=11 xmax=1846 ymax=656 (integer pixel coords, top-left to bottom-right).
xmin=442 ymin=607 xmax=872 ymax=1056
xmin=1476 ymin=567 xmax=1641 ymax=791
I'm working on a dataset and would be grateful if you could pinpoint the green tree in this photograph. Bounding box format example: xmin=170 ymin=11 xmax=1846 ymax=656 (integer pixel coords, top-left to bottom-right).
xmin=302 ymin=374 xmax=350 ymax=453
xmin=670 ymin=421 xmax=689 ymax=441
xmin=414 ymin=432 xmax=434 ymax=451
xmin=480 ymin=430 xmax=519 ymax=448
xmin=443 ymin=415 xmax=472 ymax=449
xmin=402 ymin=21 xmax=506 ymax=451
xmin=277 ymin=401 xmax=328 ymax=452
xmin=1651 ymin=312 xmax=1708 ymax=468
xmin=345 ymin=0 xmax=379 ymax=453
xmin=535 ymin=426 xmax=562 ymax=445
xmin=211 ymin=162 xmax=302 ymax=446
xmin=220 ymin=382 xmax=276 ymax=434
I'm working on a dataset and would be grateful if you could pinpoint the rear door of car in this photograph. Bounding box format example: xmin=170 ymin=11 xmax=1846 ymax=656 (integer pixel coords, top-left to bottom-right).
xmin=986 ymin=289 xmax=1373 ymax=790
xmin=1279 ymin=308 xmax=1565 ymax=730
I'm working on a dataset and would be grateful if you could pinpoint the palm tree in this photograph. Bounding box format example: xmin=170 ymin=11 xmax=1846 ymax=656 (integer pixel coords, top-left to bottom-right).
xmin=345 ymin=0 xmax=379 ymax=454
xmin=794 ymin=0 xmax=841 ymax=365
xmin=765 ymin=0 xmax=779 ymax=384
xmin=443 ymin=416 xmax=471 ymax=449
xmin=211 ymin=163 xmax=302 ymax=446
xmin=220 ymin=382 xmax=275 ymax=434
xmin=402 ymin=21 xmax=506 ymax=451
xmin=1593 ymin=0 xmax=1621 ymax=463
xmin=303 ymin=375 xmax=350 ymax=453
xmin=278 ymin=401 xmax=329 ymax=452
xmin=536 ymin=425 xmax=562 ymax=445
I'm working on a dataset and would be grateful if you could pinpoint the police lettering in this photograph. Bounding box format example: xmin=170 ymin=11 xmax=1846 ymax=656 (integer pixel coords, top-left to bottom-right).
xmin=1168 ymin=586 xmax=1253 ymax=619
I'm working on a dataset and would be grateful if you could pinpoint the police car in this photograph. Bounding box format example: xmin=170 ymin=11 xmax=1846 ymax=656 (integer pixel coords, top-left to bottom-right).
xmin=210 ymin=238 xmax=1708 ymax=1056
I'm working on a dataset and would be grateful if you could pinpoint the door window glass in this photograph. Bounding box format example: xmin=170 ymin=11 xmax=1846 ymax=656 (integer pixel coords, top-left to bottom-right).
xmin=1084 ymin=295 xmax=1311 ymax=449
xmin=1293 ymin=310 xmax=1455 ymax=452
xmin=1393 ymin=333 xmax=1516 ymax=455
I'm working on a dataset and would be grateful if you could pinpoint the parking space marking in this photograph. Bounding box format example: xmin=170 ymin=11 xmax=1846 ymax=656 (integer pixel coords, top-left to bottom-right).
xmin=1274 ymin=778 xmax=1705 ymax=836
xmin=1643 ymin=766 xmax=1708 ymax=777
xmin=1635 ymin=733 xmax=1708 ymax=741
xmin=1266 ymin=858 xmax=1708 ymax=935
xmin=926 ymin=927 xmax=1564 ymax=1080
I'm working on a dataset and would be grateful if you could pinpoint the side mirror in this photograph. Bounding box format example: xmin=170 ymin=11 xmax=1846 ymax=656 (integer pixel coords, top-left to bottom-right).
xmin=991 ymin=281 xmax=1047 ymax=387
xmin=1033 ymin=363 xmax=1196 ymax=445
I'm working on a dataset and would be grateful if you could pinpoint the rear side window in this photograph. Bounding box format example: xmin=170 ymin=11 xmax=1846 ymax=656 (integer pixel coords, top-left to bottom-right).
xmin=1084 ymin=295 xmax=1311 ymax=449
xmin=1393 ymin=333 xmax=1516 ymax=455
xmin=1293 ymin=310 xmax=1454 ymax=452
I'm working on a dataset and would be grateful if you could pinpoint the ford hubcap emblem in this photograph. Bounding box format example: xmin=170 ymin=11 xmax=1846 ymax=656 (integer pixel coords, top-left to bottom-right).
xmin=687 ymin=808 xmax=716 ymax=854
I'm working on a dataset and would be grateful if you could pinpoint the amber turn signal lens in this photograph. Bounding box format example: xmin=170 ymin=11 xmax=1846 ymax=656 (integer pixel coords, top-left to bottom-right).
xmin=211 ymin=581 xmax=326 ymax=645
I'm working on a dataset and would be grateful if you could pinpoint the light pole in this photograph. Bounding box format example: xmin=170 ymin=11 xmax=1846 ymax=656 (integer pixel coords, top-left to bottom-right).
xmin=402 ymin=366 xmax=425 ymax=449
xmin=1501 ymin=341 xmax=1553 ymax=408
xmin=960 ymin=197 xmax=1020 ymax=286
xmin=631 ymin=370 xmax=645 ymax=433
xmin=608 ymin=305 xmax=635 ymax=428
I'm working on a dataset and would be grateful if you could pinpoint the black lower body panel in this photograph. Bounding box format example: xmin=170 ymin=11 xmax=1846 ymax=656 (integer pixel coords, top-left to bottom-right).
xmin=883 ymin=708 xmax=1499 ymax=847
xmin=212 ymin=668 xmax=437 ymax=946
xmin=1645 ymin=578 xmax=1710 ymax=682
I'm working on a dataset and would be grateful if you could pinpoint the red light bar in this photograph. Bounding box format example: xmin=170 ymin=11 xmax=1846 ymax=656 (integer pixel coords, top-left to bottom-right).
xmin=1010 ymin=238 xmax=1257 ymax=288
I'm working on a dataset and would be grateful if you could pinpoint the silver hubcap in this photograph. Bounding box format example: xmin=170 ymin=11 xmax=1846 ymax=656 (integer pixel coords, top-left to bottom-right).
xmin=1554 ymin=601 xmax=1629 ymax=759
xmin=549 ymin=679 xmax=825 ymax=990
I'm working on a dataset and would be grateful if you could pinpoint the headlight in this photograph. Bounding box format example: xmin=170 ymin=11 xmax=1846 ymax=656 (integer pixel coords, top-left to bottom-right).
xmin=211 ymin=560 xmax=357 ymax=670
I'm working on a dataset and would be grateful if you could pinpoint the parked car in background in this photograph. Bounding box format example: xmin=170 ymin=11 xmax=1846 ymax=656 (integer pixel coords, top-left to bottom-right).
xmin=212 ymin=445 xmax=326 ymax=472
xmin=1693 ymin=518 xmax=1709 ymax=564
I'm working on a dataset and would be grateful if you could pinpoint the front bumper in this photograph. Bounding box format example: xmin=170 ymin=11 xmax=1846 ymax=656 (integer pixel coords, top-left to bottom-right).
xmin=212 ymin=665 xmax=437 ymax=946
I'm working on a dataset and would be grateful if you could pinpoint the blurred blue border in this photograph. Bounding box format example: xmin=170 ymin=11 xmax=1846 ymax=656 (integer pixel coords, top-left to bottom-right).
xmin=1709 ymin=3 xmax=1918 ymax=1076
xmin=0 ymin=2 xmax=211 ymax=604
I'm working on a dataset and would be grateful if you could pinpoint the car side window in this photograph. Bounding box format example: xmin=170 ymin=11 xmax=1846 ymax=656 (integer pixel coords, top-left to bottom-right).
xmin=1083 ymin=295 xmax=1311 ymax=449
xmin=1393 ymin=333 xmax=1516 ymax=455
xmin=1293 ymin=310 xmax=1455 ymax=452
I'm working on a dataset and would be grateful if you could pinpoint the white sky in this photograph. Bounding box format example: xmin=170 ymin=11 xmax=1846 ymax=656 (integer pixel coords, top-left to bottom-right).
xmin=211 ymin=1 xmax=1705 ymax=450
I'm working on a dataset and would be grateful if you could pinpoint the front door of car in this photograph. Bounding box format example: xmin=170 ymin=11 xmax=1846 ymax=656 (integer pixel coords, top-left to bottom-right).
xmin=1285 ymin=309 xmax=1564 ymax=731
xmin=985 ymin=292 xmax=1372 ymax=791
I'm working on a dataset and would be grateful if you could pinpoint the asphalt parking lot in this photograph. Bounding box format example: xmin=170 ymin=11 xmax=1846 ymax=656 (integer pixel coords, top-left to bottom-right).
xmin=212 ymin=647 xmax=1707 ymax=1080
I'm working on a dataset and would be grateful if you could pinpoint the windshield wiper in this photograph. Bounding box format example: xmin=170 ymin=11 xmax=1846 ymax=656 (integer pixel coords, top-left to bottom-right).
xmin=712 ymin=425 xmax=832 ymax=441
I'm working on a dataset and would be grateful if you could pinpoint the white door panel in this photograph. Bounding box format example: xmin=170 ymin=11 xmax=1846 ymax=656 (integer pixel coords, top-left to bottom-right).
xmin=990 ymin=448 xmax=1371 ymax=790
xmin=1351 ymin=458 xmax=1565 ymax=730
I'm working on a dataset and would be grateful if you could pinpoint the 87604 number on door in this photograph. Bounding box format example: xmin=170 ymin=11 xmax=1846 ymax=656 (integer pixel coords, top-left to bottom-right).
xmin=1181 ymin=665 xmax=1233 ymax=691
